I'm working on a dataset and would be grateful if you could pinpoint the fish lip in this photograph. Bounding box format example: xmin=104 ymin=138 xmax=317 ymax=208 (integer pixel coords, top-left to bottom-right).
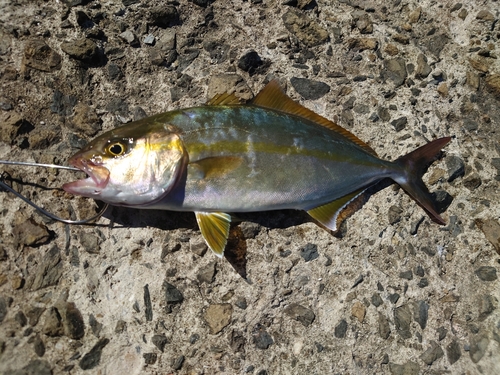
xmin=63 ymin=157 xmax=110 ymax=195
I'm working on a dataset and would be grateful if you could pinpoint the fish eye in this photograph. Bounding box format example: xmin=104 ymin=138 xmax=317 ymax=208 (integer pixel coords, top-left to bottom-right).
xmin=106 ymin=142 xmax=127 ymax=157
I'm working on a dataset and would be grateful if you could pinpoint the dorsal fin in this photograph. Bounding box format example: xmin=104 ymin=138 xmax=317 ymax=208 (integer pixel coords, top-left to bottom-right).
xmin=251 ymin=80 xmax=378 ymax=156
xmin=207 ymin=92 xmax=243 ymax=106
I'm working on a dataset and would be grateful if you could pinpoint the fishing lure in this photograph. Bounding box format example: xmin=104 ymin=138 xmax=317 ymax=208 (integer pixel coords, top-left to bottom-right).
xmin=58 ymin=80 xmax=451 ymax=257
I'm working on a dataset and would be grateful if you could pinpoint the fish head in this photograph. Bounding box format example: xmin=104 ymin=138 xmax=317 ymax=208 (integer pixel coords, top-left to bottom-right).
xmin=63 ymin=124 xmax=187 ymax=206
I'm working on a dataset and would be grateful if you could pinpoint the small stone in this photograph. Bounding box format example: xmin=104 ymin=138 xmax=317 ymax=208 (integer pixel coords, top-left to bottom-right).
xmin=235 ymin=297 xmax=248 ymax=310
xmin=394 ymin=304 xmax=412 ymax=339
xmin=371 ymin=293 xmax=383 ymax=307
xmin=33 ymin=334 xmax=45 ymax=357
xmin=413 ymin=301 xmax=429 ymax=329
xmin=27 ymin=306 xmax=45 ymax=326
xmin=163 ymin=281 xmax=184 ymax=304
xmin=485 ymin=74 xmax=500 ymax=100
xmin=388 ymin=205 xmax=403 ymax=224
xmin=282 ymin=9 xmax=329 ymax=47
xmin=431 ymin=190 xmax=454 ymax=214
xmin=143 ymin=352 xmax=157 ymax=365
xmin=352 ymin=11 xmax=373 ymax=34
xmin=420 ymin=340 xmax=444 ymax=365
xmin=426 ymin=34 xmax=449 ymax=58
xmin=414 ymin=265 xmax=425 ymax=277
xmin=207 ymin=74 xmax=253 ymax=102
xmin=469 ymin=58 xmax=489 ymax=73
xmin=388 ymin=361 xmax=419 ymax=375
xmin=383 ymin=58 xmax=407 ymax=87
xmin=71 ymin=103 xmax=102 ymax=136
xmin=437 ymin=326 xmax=448 ymax=341
xmin=299 ymin=243 xmax=319 ymax=262
xmin=478 ymin=294 xmax=497 ymax=321
xmin=60 ymin=302 xmax=85 ymax=339
xmin=13 ymin=218 xmax=51 ymax=249
xmin=352 ymin=274 xmax=364 ymax=288
xmin=75 ymin=10 xmax=92 ymax=28
xmin=79 ymin=338 xmax=110 ymax=370
xmin=378 ymin=312 xmax=391 ymax=339
xmin=29 ymin=246 xmax=62 ymax=291
xmin=384 ymin=43 xmax=399 ymax=56
xmin=61 ymin=38 xmax=98 ymax=62
xmin=437 ymin=82 xmax=448 ymax=97
xmin=114 ymin=320 xmax=127 ymax=333
xmin=119 ymin=30 xmax=138 ymax=46
xmin=388 ymin=293 xmax=400 ymax=304
xmin=469 ymin=333 xmax=489 ymax=363
xmin=143 ymin=34 xmax=155 ymax=45
xmin=476 ymin=10 xmax=495 ymax=21
xmin=445 ymin=155 xmax=465 ymax=182
xmin=351 ymin=301 xmax=366 ymax=323
xmin=334 ymin=319 xmax=348 ymax=338
xmin=463 ymin=173 xmax=482 ymax=190
xmin=42 ymin=307 xmax=63 ymax=337
xmin=107 ymin=63 xmax=123 ymax=81
xmin=252 ymin=325 xmax=274 ymax=349
xmin=475 ymin=266 xmax=497 ymax=281
xmin=15 ymin=310 xmax=27 ymax=327
xmin=446 ymin=339 xmax=461 ymax=364
xmin=152 ymin=334 xmax=168 ymax=352
xmin=284 ymin=303 xmax=315 ymax=327
xmin=237 ymin=50 xmax=263 ymax=75
xmin=144 ymin=284 xmax=153 ymax=322
xmin=408 ymin=7 xmax=421 ymax=23
xmin=22 ymin=40 xmax=62 ymax=72
xmin=290 ymin=77 xmax=330 ymax=100
xmin=399 ymin=270 xmax=413 ymax=280
xmin=197 ymin=261 xmax=216 ymax=283
xmin=466 ymin=71 xmax=480 ymax=89
xmin=475 ymin=219 xmax=500 ymax=255
xmin=391 ymin=116 xmax=408 ymax=132
xmin=205 ymin=303 xmax=233 ymax=334
xmin=347 ymin=38 xmax=378 ymax=51
xmin=89 ymin=314 xmax=103 ymax=337
xmin=150 ymin=5 xmax=179 ymax=28
xmin=418 ymin=278 xmax=429 ymax=288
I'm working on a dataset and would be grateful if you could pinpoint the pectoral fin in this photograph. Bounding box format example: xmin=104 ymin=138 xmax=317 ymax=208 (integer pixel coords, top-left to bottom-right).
xmin=307 ymin=188 xmax=368 ymax=232
xmin=195 ymin=212 xmax=232 ymax=257
xmin=189 ymin=156 xmax=243 ymax=179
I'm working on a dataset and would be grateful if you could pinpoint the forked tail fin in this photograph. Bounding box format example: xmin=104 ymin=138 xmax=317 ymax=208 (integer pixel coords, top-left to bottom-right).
xmin=394 ymin=137 xmax=452 ymax=225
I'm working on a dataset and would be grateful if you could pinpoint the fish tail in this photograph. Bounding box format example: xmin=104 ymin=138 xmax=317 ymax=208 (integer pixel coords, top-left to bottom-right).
xmin=393 ymin=137 xmax=452 ymax=225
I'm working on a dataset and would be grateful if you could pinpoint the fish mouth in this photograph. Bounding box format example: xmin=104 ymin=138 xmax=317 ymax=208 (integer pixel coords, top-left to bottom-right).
xmin=62 ymin=157 xmax=110 ymax=197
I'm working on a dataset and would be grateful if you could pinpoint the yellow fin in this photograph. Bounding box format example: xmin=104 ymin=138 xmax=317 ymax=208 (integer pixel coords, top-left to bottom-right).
xmin=307 ymin=189 xmax=367 ymax=232
xmin=195 ymin=212 xmax=232 ymax=257
xmin=189 ymin=156 xmax=243 ymax=179
xmin=207 ymin=92 xmax=243 ymax=106
xmin=251 ymin=80 xmax=378 ymax=157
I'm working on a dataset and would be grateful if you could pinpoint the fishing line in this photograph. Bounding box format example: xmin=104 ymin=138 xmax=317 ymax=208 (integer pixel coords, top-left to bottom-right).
xmin=0 ymin=160 xmax=108 ymax=224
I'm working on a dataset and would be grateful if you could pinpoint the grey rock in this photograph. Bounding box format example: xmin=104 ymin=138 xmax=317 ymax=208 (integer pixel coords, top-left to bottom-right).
xmin=431 ymin=190 xmax=454 ymax=214
xmin=177 ymin=48 xmax=200 ymax=71
xmin=197 ymin=261 xmax=216 ymax=283
xmin=144 ymin=284 xmax=152 ymax=322
xmin=299 ymin=243 xmax=319 ymax=262
xmin=119 ymin=30 xmax=138 ymax=46
xmin=463 ymin=173 xmax=482 ymax=190
xmin=469 ymin=333 xmax=489 ymax=363
xmin=420 ymin=340 xmax=444 ymax=365
xmin=79 ymin=338 xmax=110 ymax=370
xmin=478 ymin=294 xmax=497 ymax=321
xmin=237 ymin=50 xmax=263 ymax=75
xmin=446 ymin=155 xmax=465 ymax=182
xmin=394 ymin=304 xmax=412 ymax=339
xmin=352 ymin=274 xmax=364 ymax=288
xmin=252 ymin=325 xmax=273 ymax=349
xmin=29 ymin=246 xmax=62 ymax=291
xmin=378 ymin=107 xmax=390 ymax=122
xmin=282 ymin=9 xmax=329 ymax=47
xmin=446 ymin=339 xmax=461 ymax=364
xmin=284 ymin=303 xmax=315 ymax=327
xmin=22 ymin=40 xmax=62 ymax=72
xmin=388 ymin=361 xmax=419 ymax=375
xmin=414 ymin=265 xmax=425 ymax=277
xmin=75 ymin=10 xmax=92 ymax=28
xmin=89 ymin=314 xmax=103 ymax=337
xmin=143 ymin=34 xmax=155 ymax=45
xmin=290 ymin=77 xmax=330 ymax=100
xmin=334 ymin=319 xmax=348 ymax=338
xmin=388 ymin=205 xmax=403 ymax=224
xmin=71 ymin=103 xmax=102 ymax=136
xmin=204 ymin=40 xmax=230 ymax=64
xmin=437 ymin=326 xmax=448 ymax=341
xmin=13 ymin=218 xmax=51 ymax=249
xmin=61 ymin=38 xmax=98 ymax=62
xmin=352 ymin=10 xmax=373 ymax=34
xmin=371 ymin=293 xmax=383 ymax=307
xmin=476 ymin=10 xmax=495 ymax=21
xmin=0 ymin=296 xmax=7 ymax=324
xmin=190 ymin=239 xmax=208 ymax=256
xmin=149 ymin=5 xmax=179 ymax=28
xmin=383 ymin=58 xmax=407 ymax=87
xmin=152 ymin=334 xmax=168 ymax=352
xmin=114 ymin=320 xmax=126 ymax=333
xmin=239 ymin=222 xmax=261 ymax=239
xmin=27 ymin=306 xmax=45 ymax=326
xmin=172 ymin=355 xmax=185 ymax=370
xmin=400 ymin=270 xmax=413 ymax=280
xmin=107 ymin=63 xmax=123 ymax=81
xmin=163 ymin=281 xmax=184 ymax=303
xmin=42 ymin=307 xmax=63 ymax=337
xmin=378 ymin=312 xmax=391 ymax=339
xmin=33 ymin=334 xmax=45 ymax=357
xmin=415 ymin=54 xmax=432 ymax=79
xmin=158 ymin=29 xmax=176 ymax=51
xmin=391 ymin=116 xmax=408 ymax=132
xmin=388 ymin=293 xmax=400 ymax=304
xmin=475 ymin=266 xmax=497 ymax=281
xmin=15 ymin=311 xmax=27 ymax=327
xmin=413 ymin=300 xmax=428 ymax=329
xmin=205 ymin=303 xmax=233 ymax=334
xmin=426 ymin=34 xmax=449 ymax=57
xmin=50 ymin=90 xmax=77 ymax=117
xmin=143 ymin=352 xmax=157 ymax=364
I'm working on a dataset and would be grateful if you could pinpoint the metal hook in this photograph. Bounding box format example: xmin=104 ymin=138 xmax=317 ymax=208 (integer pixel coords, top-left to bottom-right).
xmin=0 ymin=159 xmax=108 ymax=224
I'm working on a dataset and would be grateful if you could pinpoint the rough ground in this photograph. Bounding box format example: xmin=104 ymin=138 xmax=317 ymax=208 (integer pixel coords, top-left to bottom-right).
xmin=0 ymin=0 xmax=499 ymax=374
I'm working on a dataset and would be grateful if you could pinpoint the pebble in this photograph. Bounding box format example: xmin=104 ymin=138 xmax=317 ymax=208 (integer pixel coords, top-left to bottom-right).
xmin=485 ymin=74 xmax=500 ymax=100
xmin=399 ymin=270 xmax=413 ymax=280
xmin=89 ymin=314 xmax=103 ymax=337
xmin=478 ymin=294 xmax=496 ymax=321
xmin=371 ymin=293 xmax=383 ymax=307
xmin=446 ymin=339 xmax=461 ymax=364
xmin=388 ymin=205 xmax=403 ymax=224
xmin=463 ymin=173 xmax=482 ymax=190
xmin=431 ymin=190 xmax=454 ymax=213
xmin=197 ymin=261 xmax=216 ymax=284
xmin=29 ymin=246 xmax=62 ymax=291
xmin=33 ymin=334 xmax=45 ymax=357
xmin=426 ymin=34 xmax=449 ymax=58
xmin=476 ymin=10 xmax=495 ymax=21
xmin=22 ymin=40 xmax=61 ymax=72
xmin=144 ymin=284 xmax=153 ymax=321
xmin=207 ymin=74 xmax=253 ymax=102
xmin=334 ymin=319 xmax=347 ymax=338
xmin=60 ymin=302 xmax=85 ymax=339
xmin=474 ymin=218 xmax=500 ymax=254
xmin=150 ymin=5 xmax=179 ymax=28
xmin=163 ymin=281 xmax=184 ymax=304
xmin=445 ymin=155 xmax=465 ymax=182
xmin=79 ymin=338 xmax=110 ymax=370
xmin=143 ymin=352 xmax=157 ymax=365
xmin=71 ymin=103 xmax=102 ymax=136
xmin=469 ymin=333 xmax=489 ymax=363
xmin=252 ymin=325 xmax=274 ymax=349
xmin=475 ymin=266 xmax=497 ymax=281
xmin=383 ymin=58 xmax=407 ymax=87
xmin=203 ymin=40 xmax=229 ymax=64
xmin=13 ymin=218 xmax=51 ymax=249
xmin=284 ymin=303 xmax=315 ymax=327
xmin=143 ymin=34 xmax=155 ymax=45
xmin=352 ymin=10 xmax=373 ymax=34
xmin=42 ymin=307 xmax=63 ymax=337
xmin=394 ymin=304 xmax=412 ymax=339
xmin=378 ymin=313 xmax=391 ymax=339
xmin=282 ymin=9 xmax=329 ymax=47
xmin=152 ymin=334 xmax=168 ymax=352
xmin=237 ymin=50 xmax=263 ymax=75
xmin=299 ymin=243 xmax=319 ymax=262
xmin=27 ymin=306 xmax=45 ymax=326
xmin=420 ymin=340 xmax=444 ymax=365
xmin=347 ymin=38 xmax=378 ymax=51
xmin=413 ymin=300 xmax=428 ymax=329
xmin=388 ymin=361 xmax=419 ymax=375
xmin=351 ymin=301 xmax=366 ymax=323
xmin=119 ymin=30 xmax=138 ymax=46
xmin=290 ymin=77 xmax=330 ymax=100
xmin=205 ymin=303 xmax=233 ymax=334
xmin=60 ymin=38 xmax=98 ymax=62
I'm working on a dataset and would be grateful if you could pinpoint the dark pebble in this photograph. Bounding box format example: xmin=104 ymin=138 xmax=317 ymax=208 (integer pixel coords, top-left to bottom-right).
xmin=383 ymin=58 xmax=408 ymax=87
xmin=60 ymin=38 xmax=98 ymax=63
xmin=27 ymin=306 xmax=45 ymax=327
xmin=22 ymin=40 xmax=61 ymax=72
xmin=352 ymin=274 xmax=364 ymax=288
xmin=163 ymin=281 xmax=184 ymax=303
xmin=388 ymin=293 xmax=400 ymax=304
xmin=89 ymin=314 xmax=103 ymax=337
xmin=107 ymin=63 xmax=123 ymax=81
xmin=399 ymin=270 xmax=413 ymax=280
xmin=42 ymin=307 xmax=63 ymax=337
xmin=290 ymin=77 xmax=330 ymax=100
xmin=426 ymin=34 xmax=449 ymax=58
xmin=284 ymin=303 xmax=315 ymax=327
xmin=463 ymin=173 xmax=482 ymax=190
xmin=371 ymin=293 xmax=383 ymax=307
xmin=299 ymin=243 xmax=319 ymax=262
xmin=378 ymin=312 xmax=391 ymax=339
xmin=431 ymin=190 xmax=454 ymax=213
xmin=414 ymin=265 xmax=425 ymax=277
xmin=152 ymin=334 xmax=168 ymax=352
xmin=334 ymin=319 xmax=348 ymax=338
xmin=33 ymin=334 xmax=45 ymax=357
xmin=388 ymin=361 xmax=420 ymax=375
xmin=79 ymin=338 xmax=110 ymax=370
xmin=50 ymin=90 xmax=78 ymax=116
xmin=189 ymin=333 xmax=200 ymax=344
xmin=478 ymin=294 xmax=497 ymax=321
xmin=394 ymin=304 xmax=412 ymax=339
xmin=144 ymin=284 xmax=153 ymax=322
xmin=75 ymin=10 xmax=93 ymax=28
xmin=197 ymin=261 xmax=216 ymax=284
xmin=414 ymin=301 xmax=429 ymax=329
xmin=446 ymin=339 xmax=461 ymax=364
xmin=114 ymin=320 xmax=127 ymax=333
xmin=15 ymin=311 xmax=27 ymax=327
xmin=172 ymin=355 xmax=185 ymax=370
xmin=420 ymin=340 xmax=444 ymax=365
xmin=391 ymin=117 xmax=408 ymax=132
xmin=143 ymin=352 xmax=157 ymax=365
xmin=418 ymin=278 xmax=429 ymax=288
xmin=252 ymin=325 xmax=274 ymax=349
xmin=446 ymin=155 xmax=465 ymax=182
xmin=235 ymin=297 xmax=248 ymax=310
xmin=150 ymin=5 xmax=179 ymax=28
xmin=237 ymin=50 xmax=263 ymax=75
xmin=475 ymin=266 xmax=497 ymax=281
xmin=437 ymin=326 xmax=448 ymax=341
xmin=62 ymin=302 xmax=85 ymax=339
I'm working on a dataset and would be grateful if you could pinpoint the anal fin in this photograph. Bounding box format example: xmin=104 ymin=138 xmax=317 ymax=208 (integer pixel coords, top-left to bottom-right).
xmin=307 ymin=188 xmax=368 ymax=233
xmin=195 ymin=212 xmax=232 ymax=257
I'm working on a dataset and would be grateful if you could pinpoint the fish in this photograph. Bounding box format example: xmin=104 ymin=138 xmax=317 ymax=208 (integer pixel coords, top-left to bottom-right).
xmin=63 ymin=80 xmax=451 ymax=257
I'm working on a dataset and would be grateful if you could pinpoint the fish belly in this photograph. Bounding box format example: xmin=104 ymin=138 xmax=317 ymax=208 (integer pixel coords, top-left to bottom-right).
xmin=149 ymin=106 xmax=393 ymax=212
